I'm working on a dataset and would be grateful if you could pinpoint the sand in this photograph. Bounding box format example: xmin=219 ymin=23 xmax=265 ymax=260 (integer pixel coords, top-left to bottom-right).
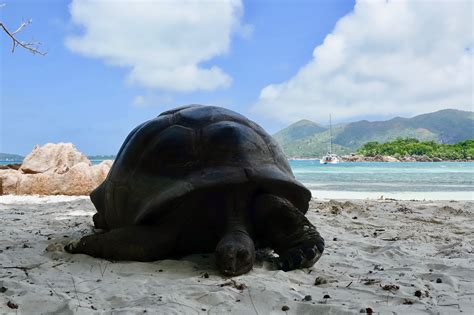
xmin=0 ymin=195 xmax=473 ymax=314
xmin=310 ymin=190 xmax=474 ymax=201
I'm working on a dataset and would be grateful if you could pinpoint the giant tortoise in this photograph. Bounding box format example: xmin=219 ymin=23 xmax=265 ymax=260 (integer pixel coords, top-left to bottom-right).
xmin=66 ymin=105 xmax=324 ymax=276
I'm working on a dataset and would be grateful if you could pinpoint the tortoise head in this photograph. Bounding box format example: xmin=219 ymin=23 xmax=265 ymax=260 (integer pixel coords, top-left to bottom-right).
xmin=215 ymin=230 xmax=255 ymax=276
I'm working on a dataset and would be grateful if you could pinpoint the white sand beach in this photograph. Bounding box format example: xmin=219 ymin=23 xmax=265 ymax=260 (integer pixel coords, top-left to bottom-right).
xmin=311 ymin=190 xmax=474 ymax=201
xmin=1 ymin=195 xmax=473 ymax=314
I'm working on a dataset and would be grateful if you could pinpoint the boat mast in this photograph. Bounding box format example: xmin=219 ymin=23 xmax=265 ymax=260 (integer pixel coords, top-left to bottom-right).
xmin=329 ymin=114 xmax=332 ymax=154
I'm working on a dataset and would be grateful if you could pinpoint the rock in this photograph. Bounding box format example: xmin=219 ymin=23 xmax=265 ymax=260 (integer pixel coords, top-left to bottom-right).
xmin=415 ymin=155 xmax=432 ymax=162
xmin=91 ymin=160 xmax=113 ymax=186
xmin=0 ymin=163 xmax=21 ymax=170
xmin=341 ymin=154 xmax=359 ymax=162
xmin=62 ymin=162 xmax=97 ymax=195
xmin=17 ymin=172 xmax=60 ymax=195
xmin=373 ymin=155 xmax=385 ymax=162
xmin=20 ymin=143 xmax=90 ymax=174
xmin=401 ymin=156 xmax=417 ymax=162
xmin=382 ymin=156 xmax=399 ymax=162
xmin=6 ymin=301 xmax=18 ymax=309
xmin=0 ymin=170 xmax=22 ymax=195
xmin=17 ymin=161 xmax=112 ymax=195
xmin=1 ymin=144 xmax=112 ymax=195
xmin=432 ymin=157 xmax=443 ymax=162
xmin=314 ymin=276 xmax=328 ymax=285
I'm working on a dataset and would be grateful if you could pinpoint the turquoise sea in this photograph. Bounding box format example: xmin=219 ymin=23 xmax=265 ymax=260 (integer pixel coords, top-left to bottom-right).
xmin=2 ymin=159 xmax=473 ymax=200
xmin=289 ymin=160 xmax=474 ymax=200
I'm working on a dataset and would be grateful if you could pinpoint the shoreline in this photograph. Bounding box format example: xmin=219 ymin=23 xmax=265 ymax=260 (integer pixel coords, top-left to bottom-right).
xmin=289 ymin=157 xmax=474 ymax=163
xmin=3 ymin=159 xmax=474 ymax=167
xmin=1 ymin=191 xmax=473 ymax=203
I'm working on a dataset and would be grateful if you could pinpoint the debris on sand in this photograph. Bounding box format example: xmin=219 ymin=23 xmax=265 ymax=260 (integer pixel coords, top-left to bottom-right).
xmin=381 ymin=284 xmax=400 ymax=291
xmin=219 ymin=279 xmax=247 ymax=291
xmin=7 ymin=301 xmax=18 ymax=309
xmin=314 ymin=276 xmax=328 ymax=285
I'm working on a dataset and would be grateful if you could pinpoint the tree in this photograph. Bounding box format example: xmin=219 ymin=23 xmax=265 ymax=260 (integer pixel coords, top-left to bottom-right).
xmin=0 ymin=4 xmax=46 ymax=55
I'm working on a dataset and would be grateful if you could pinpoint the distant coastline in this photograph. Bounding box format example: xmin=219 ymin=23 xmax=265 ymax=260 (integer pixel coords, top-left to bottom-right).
xmin=340 ymin=154 xmax=473 ymax=163
xmin=288 ymin=156 xmax=473 ymax=162
xmin=2 ymin=155 xmax=473 ymax=167
xmin=289 ymin=137 xmax=474 ymax=162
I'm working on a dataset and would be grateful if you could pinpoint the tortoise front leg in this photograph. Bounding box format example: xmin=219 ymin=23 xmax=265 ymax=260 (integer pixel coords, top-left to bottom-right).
xmin=65 ymin=225 xmax=177 ymax=262
xmin=253 ymin=194 xmax=324 ymax=271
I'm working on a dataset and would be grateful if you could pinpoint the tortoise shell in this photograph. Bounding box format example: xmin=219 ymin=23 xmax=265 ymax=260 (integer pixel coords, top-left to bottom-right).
xmin=91 ymin=105 xmax=311 ymax=228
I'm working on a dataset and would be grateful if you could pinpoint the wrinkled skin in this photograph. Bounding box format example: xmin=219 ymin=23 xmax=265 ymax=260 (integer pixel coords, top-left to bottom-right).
xmin=215 ymin=231 xmax=256 ymax=276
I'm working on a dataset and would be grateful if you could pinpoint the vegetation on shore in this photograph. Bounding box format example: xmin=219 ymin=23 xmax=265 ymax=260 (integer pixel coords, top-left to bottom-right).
xmin=357 ymin=138 xmax=474 ymax=160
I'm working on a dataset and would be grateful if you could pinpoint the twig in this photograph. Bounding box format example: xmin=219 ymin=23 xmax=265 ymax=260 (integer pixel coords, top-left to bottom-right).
xmin=0 ymin=5 xmax=46 ymax=55
xmin=46 ymin=281 xmax=66 ymax=301
xmin=0 ymin=22 xmax=45 ymax=55
xmin=12 ymin=19 xmax=31 ymax=35
xmin=71 ymin=276 xmax=81 ymax=308
xmin=3 ymin=266 xmax=31 ymax=276
xmin=2 ymin=263 xmax=42 ymax=277
xmin=438 ymin=303 xmax=460 ymax=308
xmin=52 ymin=262 xmax=64 ymax=268
xmin=248 ymin=287 xmax=259 ymax=315
xmin=195 ymin=293 xmax=209 ymax=301
xmin=96 ymin=261 xmax=109 ymax=279
xmin=207 ymin=302 xmax=225 ymax=315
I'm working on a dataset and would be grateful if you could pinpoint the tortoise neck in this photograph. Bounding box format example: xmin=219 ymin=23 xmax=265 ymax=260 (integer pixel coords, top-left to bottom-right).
xmin=224 ymin=220 xmax=250 ymax=236
xmin=223 ymin=189 xmax=252 ymax=237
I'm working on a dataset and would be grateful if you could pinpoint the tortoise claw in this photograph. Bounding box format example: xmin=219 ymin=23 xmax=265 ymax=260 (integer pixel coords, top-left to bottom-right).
xmin=64 ymin=240 xmax=80 ymax=253
xmin=279 ymin=243 xmax=323 ymax=271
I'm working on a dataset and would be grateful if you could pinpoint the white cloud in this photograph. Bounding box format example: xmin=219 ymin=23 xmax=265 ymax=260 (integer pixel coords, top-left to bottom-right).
xmin=131 ymin=93 xmax=173 ymax=108
xmin=66 ymin=0 xmax=245 ymax=92
xmin=253 ymin=0 xmax=473 ymax=123
xmin=132 ymin=95 xmax=146 ymax=107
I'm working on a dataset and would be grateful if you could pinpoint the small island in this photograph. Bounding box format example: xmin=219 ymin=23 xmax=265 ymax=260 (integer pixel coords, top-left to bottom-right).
xmin=342 ymin=138 xmax=474 ymax=162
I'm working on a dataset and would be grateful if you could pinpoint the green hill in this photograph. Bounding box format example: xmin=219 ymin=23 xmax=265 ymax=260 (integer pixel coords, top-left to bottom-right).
xmin=275 ymin=124 xmax=352 ymax=158
xmin=274 ymin=109 xmax=474 ymax=158
xmin=274 ymin=119 xmax=326 ymax=143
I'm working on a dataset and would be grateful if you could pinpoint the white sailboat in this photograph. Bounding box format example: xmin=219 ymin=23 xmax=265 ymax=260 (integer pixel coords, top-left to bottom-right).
xmin=320 ymin=115 xmax=340 ymax=164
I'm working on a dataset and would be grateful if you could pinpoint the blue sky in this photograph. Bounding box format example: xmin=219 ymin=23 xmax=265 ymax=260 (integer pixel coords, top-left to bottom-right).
xmin=0 ymin=0 xmax=472 ymax=155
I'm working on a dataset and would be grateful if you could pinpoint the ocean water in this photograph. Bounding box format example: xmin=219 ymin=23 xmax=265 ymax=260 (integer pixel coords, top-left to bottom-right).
xmin=2 ymin=159 xmax=473 ymax=200
xmin=290 ymin=160 xmax=474 ymax=200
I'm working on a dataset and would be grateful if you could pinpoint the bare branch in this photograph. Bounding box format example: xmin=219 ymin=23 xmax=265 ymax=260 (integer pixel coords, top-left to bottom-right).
xmin=12 ymin=19 xmax=32 ymax=35
xmin=0 ymin=10 xmax=46 ymax=55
